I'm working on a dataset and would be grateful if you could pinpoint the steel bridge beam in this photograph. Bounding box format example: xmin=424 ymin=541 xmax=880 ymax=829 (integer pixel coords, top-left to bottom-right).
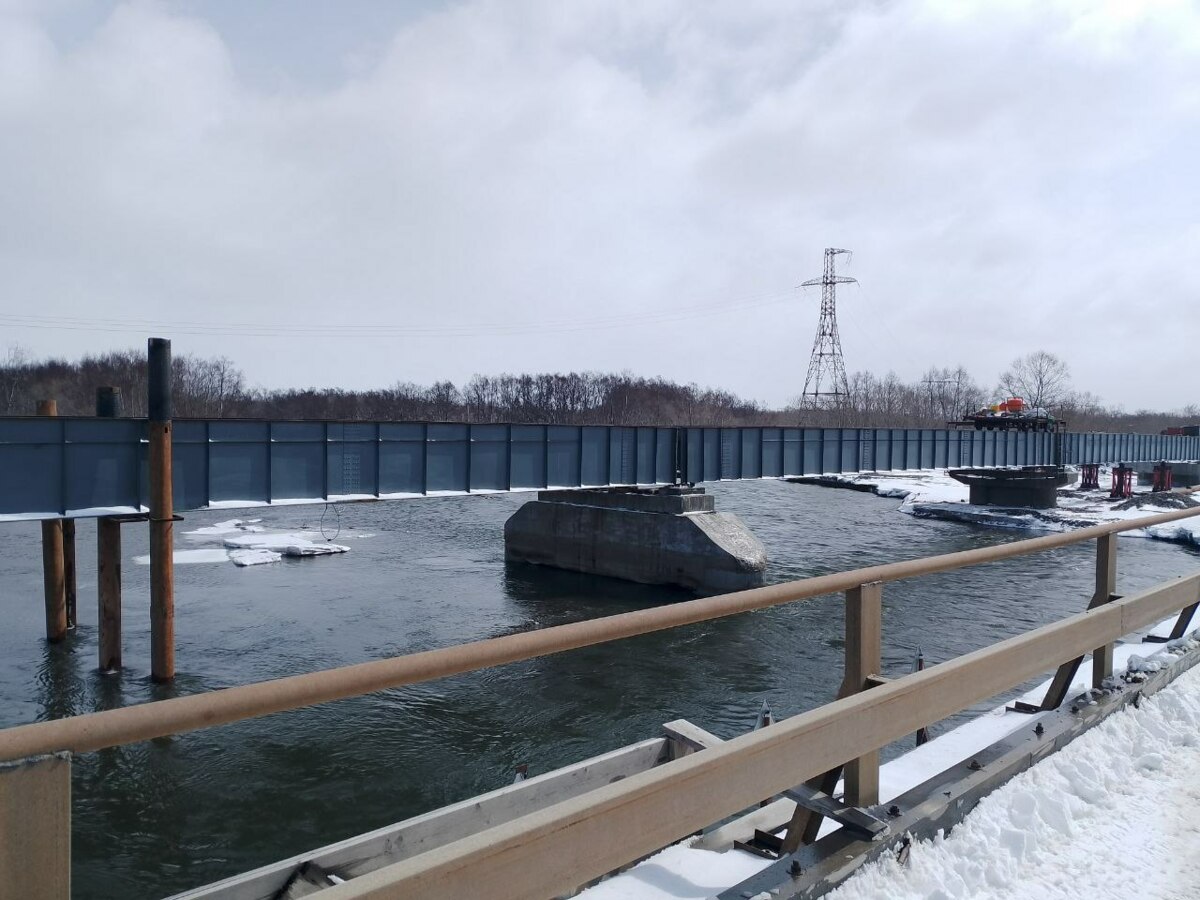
xmin=0 ymin=419 xmax=1195 ymax=520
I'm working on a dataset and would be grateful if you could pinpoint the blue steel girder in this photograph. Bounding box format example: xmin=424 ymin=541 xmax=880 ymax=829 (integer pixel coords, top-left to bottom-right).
xmin=0 ymin=417 xmax=1196 ymax=520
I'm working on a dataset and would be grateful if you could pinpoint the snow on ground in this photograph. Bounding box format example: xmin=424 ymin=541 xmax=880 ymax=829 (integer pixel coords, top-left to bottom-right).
xmin=577 ymin=630 xmax=1200 ymax=900
xmin=829 ymin=648 xmax=1200 ymax=900
xmin=793 ymin=469 xmax=1200 ymax=548
xmin=132 ymin=518 xmax=351 ymax=567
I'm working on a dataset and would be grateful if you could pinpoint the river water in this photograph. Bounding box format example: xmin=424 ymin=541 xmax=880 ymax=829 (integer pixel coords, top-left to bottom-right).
xmin=1 ymin=480 xmax=1196 ymax=899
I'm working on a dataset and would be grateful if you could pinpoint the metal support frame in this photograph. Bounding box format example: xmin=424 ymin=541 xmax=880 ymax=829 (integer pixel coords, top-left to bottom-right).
xmin=1143 ymin=601 xmax=1199 ymax=644
xmin=779 ymin=766 xmax=843 ymax=854
xmin=1080 ymin=463 xmax=1100 ymax=490
xmin=1110 ymin=464 xmax=1134 ymax=499
xmin=781 ymin=783 xmax=887 ymax=840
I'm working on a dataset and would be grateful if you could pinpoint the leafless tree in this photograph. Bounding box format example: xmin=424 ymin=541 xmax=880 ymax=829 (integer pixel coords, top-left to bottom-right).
xmin=997 ymin=351 xmax=1071 ymax=411
xmin=0 ymin=345 xmax=30 ymax=414
xmin=173 ymin=355 xmax=245 ymax=417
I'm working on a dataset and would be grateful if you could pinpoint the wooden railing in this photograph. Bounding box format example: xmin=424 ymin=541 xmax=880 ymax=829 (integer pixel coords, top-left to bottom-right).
xmin=3 ymin=505 xmax=1200 ymax=900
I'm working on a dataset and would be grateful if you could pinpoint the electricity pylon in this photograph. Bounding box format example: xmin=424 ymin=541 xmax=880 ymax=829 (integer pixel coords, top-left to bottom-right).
xmin=801 ymin=248 xmax=855 ymax=406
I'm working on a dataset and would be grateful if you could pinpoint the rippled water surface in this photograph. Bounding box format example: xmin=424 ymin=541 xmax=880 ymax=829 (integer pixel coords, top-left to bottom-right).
xmin=1 ymin=480 xmax=1196 ymax=899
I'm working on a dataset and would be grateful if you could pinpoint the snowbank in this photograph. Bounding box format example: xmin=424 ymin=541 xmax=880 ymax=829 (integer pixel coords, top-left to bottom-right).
xmin=828 ymin=644 xmax=1200 ymax=900
xmin=793 ymin=469 xmax=1200 ymax=548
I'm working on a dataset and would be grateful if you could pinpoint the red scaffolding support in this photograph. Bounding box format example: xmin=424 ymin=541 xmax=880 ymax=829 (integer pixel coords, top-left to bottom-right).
xmin=1080 ymin=463 xmax=1101 ymax=491
xmin=1110 ymin=465 xmax=1134 ymax=499
xmin=1152 ymin=461 xmax=1173 ymax=492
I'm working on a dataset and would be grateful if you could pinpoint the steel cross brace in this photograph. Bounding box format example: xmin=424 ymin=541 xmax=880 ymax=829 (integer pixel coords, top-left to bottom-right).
xmin=1142 ymin=602 xmax=1199 ymax=644
xmin=1008 ymin=589 xmax=1123 ymax=714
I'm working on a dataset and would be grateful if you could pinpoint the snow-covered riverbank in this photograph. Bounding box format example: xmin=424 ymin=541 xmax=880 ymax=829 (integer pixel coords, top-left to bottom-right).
xmin=790 ymin=469 xmax=1200 ymax=549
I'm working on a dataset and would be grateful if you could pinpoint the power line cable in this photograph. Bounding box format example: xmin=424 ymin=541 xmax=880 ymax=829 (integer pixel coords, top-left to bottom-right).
xmin=0 ymin=287 xmax=799 ymax=339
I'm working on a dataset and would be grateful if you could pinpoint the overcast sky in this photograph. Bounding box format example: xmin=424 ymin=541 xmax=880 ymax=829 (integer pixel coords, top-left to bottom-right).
xmin=1 ymin=0 xmax=1197 ymax=409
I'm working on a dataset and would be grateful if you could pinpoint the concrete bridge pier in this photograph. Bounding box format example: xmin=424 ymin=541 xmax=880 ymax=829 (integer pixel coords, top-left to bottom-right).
xmin=948 ymin=466 xmax=1066 ymax=509
xmin=504 ymin=486 xmax=767 ymax=594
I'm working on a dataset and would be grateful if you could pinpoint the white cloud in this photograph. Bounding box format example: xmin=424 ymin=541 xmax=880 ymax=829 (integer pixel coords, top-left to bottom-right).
xmin=0 ymin=0 xmax=1197 ymax=409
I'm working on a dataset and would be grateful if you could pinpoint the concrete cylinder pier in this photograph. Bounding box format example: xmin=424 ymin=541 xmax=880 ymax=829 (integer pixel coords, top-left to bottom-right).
xmin=504 ymin=486 xmax=767 ymax=594
xmin=948 ymin=466 xmax=1065 ymax=509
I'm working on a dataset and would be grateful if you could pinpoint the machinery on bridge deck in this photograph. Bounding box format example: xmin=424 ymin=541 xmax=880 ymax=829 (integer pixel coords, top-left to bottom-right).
xmin=951 ymin=396 xmax=1064 ymax=433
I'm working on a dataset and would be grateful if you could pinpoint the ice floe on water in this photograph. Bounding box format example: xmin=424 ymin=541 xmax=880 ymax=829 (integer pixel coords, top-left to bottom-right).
xmin=132 ymin=548 xmax=232 ymax=566
xmin=791 ymin=468 xmax=1200 ymax=548
xmin=134 ymin=518 xmax=350 ymax=567
xmin=228 ymin=548 xmax=285 ymax=567
xmin=183 ymin=518 xmax=266 ymax=536
xmin=223 ymin=531 xmax=351 ymax=561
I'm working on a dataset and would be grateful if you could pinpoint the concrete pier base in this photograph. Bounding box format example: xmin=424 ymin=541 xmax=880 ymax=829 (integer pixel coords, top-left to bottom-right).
xmin=504 ymin=486 xmax=767 ymax=594
xmin=948 ymin=466 xmax=1063 ymax=509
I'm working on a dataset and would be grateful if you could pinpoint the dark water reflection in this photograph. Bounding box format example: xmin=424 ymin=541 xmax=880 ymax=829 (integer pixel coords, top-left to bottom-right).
xmin=0 ymin=481 xmax=1196 ymax=899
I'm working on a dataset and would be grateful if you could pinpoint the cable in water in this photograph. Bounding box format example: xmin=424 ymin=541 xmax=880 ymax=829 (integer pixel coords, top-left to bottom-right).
xmin=319 ymin=502 xmax=342 ymax=542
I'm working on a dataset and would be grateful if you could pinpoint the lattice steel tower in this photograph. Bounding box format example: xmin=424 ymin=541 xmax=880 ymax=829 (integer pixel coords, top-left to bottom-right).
xmin=801 ymin=248 xmax=856 ymax=405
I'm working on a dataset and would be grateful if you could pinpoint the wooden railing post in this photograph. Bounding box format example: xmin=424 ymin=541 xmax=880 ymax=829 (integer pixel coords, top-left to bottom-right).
xmin=1091 ymin=533 xmax=1118 ymax=688
xmin=842 ymin=581 xmax=882 ymax=806
xmin=0 ymin=753 xmax=71 ymax=899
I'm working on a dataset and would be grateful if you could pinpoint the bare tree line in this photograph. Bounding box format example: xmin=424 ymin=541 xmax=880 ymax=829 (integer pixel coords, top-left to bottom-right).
xmin=1 ymin=344 xmax=1195 ymax=433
